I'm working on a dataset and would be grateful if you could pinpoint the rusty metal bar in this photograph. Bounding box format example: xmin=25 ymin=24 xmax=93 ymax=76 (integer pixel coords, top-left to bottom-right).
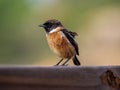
xmin=0 ymin=65 xmax=120 ymax=90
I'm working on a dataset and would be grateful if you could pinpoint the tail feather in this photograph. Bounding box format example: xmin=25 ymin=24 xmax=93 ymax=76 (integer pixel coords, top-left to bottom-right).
xmin=73 ymin=55 xmax=80 ymax=66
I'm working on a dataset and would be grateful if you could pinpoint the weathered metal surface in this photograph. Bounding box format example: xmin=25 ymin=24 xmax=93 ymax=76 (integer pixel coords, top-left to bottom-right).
xmin=0 ymin=66 xmax=120 ymax=90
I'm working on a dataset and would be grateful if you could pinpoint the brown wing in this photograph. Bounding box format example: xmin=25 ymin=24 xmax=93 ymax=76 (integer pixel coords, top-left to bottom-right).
xmin=62 ymin=29 xmax=79 ymax=55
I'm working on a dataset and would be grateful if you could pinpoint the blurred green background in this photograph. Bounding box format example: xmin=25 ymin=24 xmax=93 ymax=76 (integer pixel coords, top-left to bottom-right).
xmin=0 ymin=0 xmax=120 ymax=66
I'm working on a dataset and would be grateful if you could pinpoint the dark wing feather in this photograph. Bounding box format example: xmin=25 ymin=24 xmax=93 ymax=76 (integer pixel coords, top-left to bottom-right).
xmin=63 ymin=29 xmax=78 ymax=38
xmin=62 ymin=29 xmax=79 ymax=55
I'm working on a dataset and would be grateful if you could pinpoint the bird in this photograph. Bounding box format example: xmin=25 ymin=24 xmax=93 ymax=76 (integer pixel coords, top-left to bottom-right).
xmin=39 ymin=19 xmax=80 ymax=66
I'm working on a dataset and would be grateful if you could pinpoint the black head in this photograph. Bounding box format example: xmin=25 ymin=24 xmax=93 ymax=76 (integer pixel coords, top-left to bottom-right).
xmin=39 ymin=19 xmax=63 ymax=33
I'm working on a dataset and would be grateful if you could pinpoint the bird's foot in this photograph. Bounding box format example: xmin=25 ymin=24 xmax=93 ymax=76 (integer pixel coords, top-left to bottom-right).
xmin=54 ymin=64 xmax=69 ymax=66
xmin=61 ymin=64 xmax=69 ymax=66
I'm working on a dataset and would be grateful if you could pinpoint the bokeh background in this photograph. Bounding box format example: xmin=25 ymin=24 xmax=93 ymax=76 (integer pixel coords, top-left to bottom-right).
xmin=0 ymin=0 xmax=120 ymax=66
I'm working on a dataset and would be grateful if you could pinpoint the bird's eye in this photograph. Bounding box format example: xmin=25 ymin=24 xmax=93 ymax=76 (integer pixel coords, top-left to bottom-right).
xmin=44 ymin=23 xmax=52 ymax=28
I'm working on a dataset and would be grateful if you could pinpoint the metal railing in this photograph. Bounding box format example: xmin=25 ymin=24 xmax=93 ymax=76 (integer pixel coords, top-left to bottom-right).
xmin=0 ymin=66 xmax=120 ymax=90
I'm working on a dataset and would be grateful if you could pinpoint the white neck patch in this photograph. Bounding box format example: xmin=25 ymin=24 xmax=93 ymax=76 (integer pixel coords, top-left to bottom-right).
xmin=49 ymin=28 xmax=58 ymax=33
xmin=49 ymin=27 xmax=64 ymax=34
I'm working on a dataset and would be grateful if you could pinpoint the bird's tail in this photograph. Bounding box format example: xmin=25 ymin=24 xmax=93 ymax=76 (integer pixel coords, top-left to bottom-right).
xmin=72 ymin=55 xmax=80 ymax=65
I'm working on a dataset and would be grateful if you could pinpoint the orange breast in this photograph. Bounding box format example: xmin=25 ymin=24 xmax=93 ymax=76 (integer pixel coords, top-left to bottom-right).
xmin=46 ymin=31 xmax=75 ymax=59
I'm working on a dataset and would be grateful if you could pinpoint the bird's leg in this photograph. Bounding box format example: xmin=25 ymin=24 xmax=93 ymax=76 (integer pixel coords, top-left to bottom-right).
xmin=62 ymin=58 xmax=71 ymax=66
xmin=54 ymin=58 xmax=63 ymax=66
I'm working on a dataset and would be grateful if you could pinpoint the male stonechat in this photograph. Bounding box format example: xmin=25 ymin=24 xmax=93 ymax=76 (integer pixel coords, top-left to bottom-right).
xmin=39 ymin=19 xmax=80 ymax=66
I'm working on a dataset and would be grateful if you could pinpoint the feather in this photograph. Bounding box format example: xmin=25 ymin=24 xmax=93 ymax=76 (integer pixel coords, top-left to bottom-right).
xmin=62 ymin=29 xmax=78 ymax=38
xmin=61 ymin=29 xmax=79 ymax=55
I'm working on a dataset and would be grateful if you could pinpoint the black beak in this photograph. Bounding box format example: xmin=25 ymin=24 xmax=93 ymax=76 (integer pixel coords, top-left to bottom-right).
xmin=38 ymin=24 xmax=46 ymax=27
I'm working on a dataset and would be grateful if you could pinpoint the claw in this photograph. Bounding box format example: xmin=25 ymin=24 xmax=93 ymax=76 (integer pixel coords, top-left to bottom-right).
xmin=61 ymin=64 xmax=69 ymax=66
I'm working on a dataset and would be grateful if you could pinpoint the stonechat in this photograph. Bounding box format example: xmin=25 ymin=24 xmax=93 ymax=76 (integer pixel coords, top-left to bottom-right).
xmin=39 ymin=19 xmax=80 ymax=66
